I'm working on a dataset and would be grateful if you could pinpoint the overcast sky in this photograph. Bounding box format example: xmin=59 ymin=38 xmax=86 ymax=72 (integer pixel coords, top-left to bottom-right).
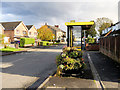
xmin=1 ymin=0 xmax=119 ymax=32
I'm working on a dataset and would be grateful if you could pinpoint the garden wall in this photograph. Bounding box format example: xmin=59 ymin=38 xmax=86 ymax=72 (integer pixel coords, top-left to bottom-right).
xmin=86 ymin=43 xmax=99 ymax=51
xmin=99 ymin=35 xmax=120 ymax=63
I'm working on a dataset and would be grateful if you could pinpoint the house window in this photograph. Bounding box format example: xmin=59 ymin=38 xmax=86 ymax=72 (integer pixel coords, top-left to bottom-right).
xmin=16 ymin=30 xmax=19 ymax=34
xmin=23 ymin=31 xmax=26 ymax=34
xmin=29 ymin=32 xmax=31 ymax=35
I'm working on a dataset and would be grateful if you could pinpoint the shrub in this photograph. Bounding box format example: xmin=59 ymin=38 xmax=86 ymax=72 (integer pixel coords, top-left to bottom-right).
xmin=86 ymin=37 xmax=95 ymax=44
xmin=56 ymin=46 xmax=86 ymax=76
xmin=20 ymin=38 xmax=35 ymax=47
xmin=40 ymin=41 xmax=49 ymax=46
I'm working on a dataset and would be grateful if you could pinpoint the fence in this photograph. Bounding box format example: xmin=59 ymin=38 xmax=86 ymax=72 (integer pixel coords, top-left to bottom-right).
xmin=99 ymin=35 xmax=120 ymax=63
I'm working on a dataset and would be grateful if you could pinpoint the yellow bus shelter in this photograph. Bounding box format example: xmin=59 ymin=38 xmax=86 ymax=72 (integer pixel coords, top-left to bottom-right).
xmin=65 ymin=21 xmax=94 ymax=50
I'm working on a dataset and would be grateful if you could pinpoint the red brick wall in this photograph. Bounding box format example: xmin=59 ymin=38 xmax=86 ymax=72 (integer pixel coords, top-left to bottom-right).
xmin=4 ymin=30 xmax=14 ymax=42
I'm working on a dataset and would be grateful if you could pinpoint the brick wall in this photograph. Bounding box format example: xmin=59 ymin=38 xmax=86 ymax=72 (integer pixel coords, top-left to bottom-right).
xmin=4 ymin=30 xmax=14 ymax=42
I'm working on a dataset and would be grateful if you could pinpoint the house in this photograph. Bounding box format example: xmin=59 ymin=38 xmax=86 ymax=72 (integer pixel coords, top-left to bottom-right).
xmin=48 ymin=25 xmax=66 ymax=41
xmin=0 ymin=24 xmax=4 ymax=34
xmin=1 ymin=21 xmax=28 ymax=42
xmin=38 ymin=23 xmax=66 ymax=42
xmin=26 ymin=25 xmax=37 ymax=39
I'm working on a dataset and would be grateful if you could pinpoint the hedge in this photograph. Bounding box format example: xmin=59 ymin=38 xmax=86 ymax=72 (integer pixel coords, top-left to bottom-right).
xmin=20 ymin=38 xmax=35 ymax=47
xmin=40 ymin=41 xmax=49 ymax=46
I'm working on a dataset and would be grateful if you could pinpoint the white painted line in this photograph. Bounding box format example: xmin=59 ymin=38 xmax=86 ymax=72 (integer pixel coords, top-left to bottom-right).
xmin=11 ymin=58 xmax=24 ymax=63
xmin=87 ymin=53 xmax=105 ymax=89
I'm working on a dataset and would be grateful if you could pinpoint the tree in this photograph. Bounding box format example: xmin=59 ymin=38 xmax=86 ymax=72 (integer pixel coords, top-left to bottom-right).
xmin=96 ymin=17 xmax=113 ymax=36
xmin=37 ymin=25 xmax=55 ymax=41
xmin=85 ymin=17 xmax=113 ymax=37
xmin=85 ymin=23 xmax=97 ymax=38
xmin=98 ymin=23 xmax=112 ymax=35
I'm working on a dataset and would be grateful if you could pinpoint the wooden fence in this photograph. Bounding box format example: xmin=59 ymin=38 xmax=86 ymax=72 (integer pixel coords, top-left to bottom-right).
xmin=99 ymin=35 xmax=120 ymax=63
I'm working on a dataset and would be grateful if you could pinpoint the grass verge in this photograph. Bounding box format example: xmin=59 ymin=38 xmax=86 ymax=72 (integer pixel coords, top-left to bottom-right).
xmin=0 ymin=47 xmax=24 ymax=52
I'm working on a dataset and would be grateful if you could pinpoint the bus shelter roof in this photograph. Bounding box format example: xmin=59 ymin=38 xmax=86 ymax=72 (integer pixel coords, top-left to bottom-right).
xmin=65 ymin=21 xmax=94 ymax=30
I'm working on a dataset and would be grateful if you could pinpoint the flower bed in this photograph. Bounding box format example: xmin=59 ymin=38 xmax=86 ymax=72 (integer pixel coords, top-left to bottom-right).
xmin=56 ymin=46 xmax=86 ymax=76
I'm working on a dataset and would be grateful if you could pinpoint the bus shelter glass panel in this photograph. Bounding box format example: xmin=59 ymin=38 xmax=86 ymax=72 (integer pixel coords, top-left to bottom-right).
xmin=72 ymin=26 xmax=82 ymax=47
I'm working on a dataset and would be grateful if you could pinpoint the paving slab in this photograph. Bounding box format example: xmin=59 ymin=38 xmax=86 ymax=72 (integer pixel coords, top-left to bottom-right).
xmin=42 ymin=76 xmax=97 ymax=89
xmin=38 ymin=50 xmax=97 ymax=89
xmin=2 ymin=72 xmax=39 ymax=88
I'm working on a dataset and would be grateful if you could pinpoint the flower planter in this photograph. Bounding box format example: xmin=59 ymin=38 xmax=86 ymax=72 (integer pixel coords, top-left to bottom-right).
xmin=56 ymin=46 xmax=86 ymax=76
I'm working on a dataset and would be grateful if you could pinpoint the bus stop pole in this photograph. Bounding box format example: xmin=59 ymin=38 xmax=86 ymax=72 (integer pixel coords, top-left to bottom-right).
xmin=67 ymin=26 xmax=69 ymax=47
xmin=70 ymin=27 xmax=73 ymax=47
xmin=81 ymin=27 xmax=82 ymax=50
xmin=84 ymin=30 xmax=86 ymax=50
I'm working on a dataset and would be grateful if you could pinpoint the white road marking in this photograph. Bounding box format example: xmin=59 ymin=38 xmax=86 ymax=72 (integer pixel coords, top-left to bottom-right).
xmin=87 ymin=53 xmax=105 ymax=89
xmin=11 ymin=58 xmax=24 ymax=63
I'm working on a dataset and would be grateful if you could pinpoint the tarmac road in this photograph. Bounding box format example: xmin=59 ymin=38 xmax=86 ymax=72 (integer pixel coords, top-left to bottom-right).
xmin=1 ymin=45 xmax=63 ymax=89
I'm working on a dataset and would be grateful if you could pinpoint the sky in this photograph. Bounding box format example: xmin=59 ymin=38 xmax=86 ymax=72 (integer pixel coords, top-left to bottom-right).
xmin=0 ymin=0 xmax=119 ymax=32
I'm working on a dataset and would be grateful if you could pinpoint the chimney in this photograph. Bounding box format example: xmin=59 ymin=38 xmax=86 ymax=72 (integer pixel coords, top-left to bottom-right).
xmin=55 ymin=25 xmax=59 ymax=28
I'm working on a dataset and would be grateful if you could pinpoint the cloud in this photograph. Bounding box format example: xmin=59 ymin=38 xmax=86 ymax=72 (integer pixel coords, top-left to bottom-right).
xmin=1 ymin=1 xmax=119 ymax=31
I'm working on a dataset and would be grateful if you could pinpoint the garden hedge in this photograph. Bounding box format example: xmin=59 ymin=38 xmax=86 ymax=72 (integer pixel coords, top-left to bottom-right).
xmin=20 ymin=38 xmax=35 ymax=47
xmin=40 ymin=41 xmax=49 ymax=46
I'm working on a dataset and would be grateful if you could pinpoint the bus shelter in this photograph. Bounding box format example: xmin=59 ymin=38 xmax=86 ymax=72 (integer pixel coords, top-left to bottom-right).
xmin=65 ymin=21 xmax=94 ymax=50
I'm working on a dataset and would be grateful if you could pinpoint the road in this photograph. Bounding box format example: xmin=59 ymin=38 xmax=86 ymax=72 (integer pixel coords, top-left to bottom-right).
xmin=1 ymin=45 xmax=63 ymax=89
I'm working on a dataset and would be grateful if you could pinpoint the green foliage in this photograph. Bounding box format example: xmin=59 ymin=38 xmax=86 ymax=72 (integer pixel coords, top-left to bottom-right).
xmin=96 ymin=17 xmax=113 ymax=36
xmin=86 ymin=37 xmax=95 ymax=44
xmin=85 ymin=22 xmax=97 ymax=38
xmin=98 ymin=23 xmax=111 ymax=35
xmin=20 ymin=38 xmax=35 ymax=47
xmin=40 ymin=41 xmax=49 ymax=46
xmin=56 ymin=46 xmax=86 ymax=75
xmin=88 ymin=24 xmax=97 ymax=37
xmin=69 ymin=51 xmax=78 ymax=58
xmin=37 ymin=25 xmax=55 ymax=40
xmin=63 ymin=57 xmax=82 ymax=70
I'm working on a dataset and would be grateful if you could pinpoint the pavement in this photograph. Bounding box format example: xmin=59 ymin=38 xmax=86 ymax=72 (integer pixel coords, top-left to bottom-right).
xmin=88 ymin=51 xmax=120 ymax=89
xmin=38 ymin=51 xmax=120 ymax=89
xmin=38 ymin=50 xmax=96 ymax=89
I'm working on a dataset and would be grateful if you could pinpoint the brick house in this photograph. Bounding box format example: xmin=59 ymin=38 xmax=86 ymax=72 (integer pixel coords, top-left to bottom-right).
xmin=38 ymin=24 xmax=66 ymax=41
xmin=26 ymin=25 xmax=37 ymax=39
xmin=48 ymin=25 xmax=66 ymax=41
xmin=1 ymin=21 xmax=28 ymax=42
